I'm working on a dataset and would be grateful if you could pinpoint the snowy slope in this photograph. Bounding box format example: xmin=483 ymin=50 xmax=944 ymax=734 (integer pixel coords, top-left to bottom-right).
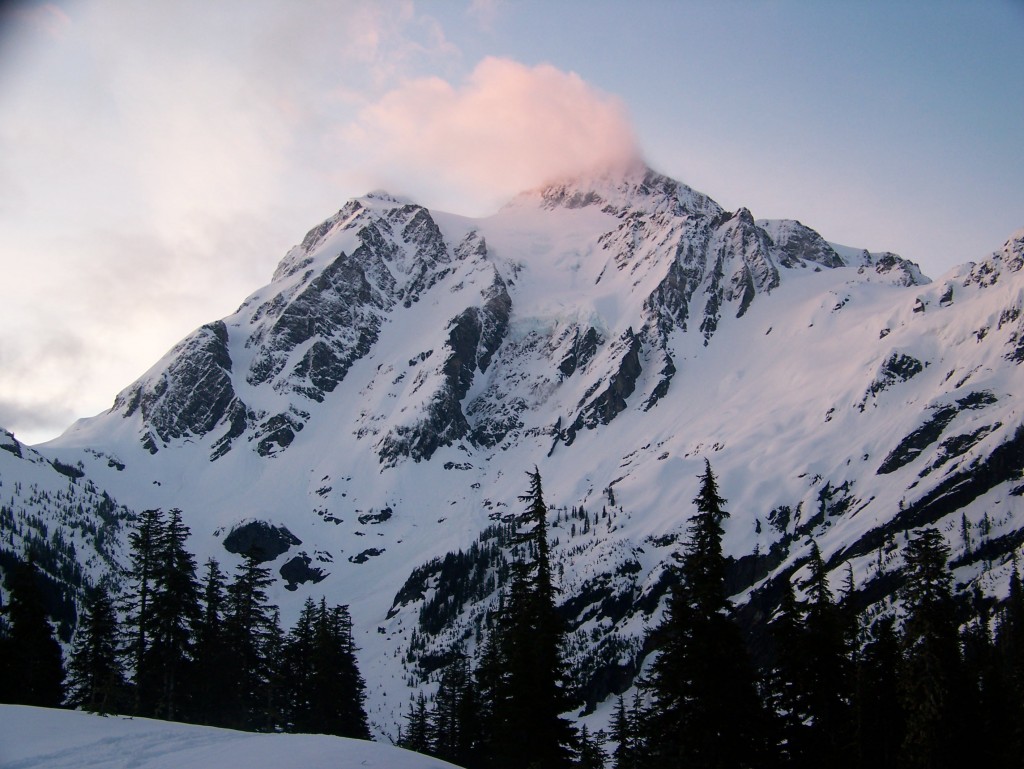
xmin=0 ymin=705 xmax=458 ymax=769
xmin=0 ymin=429 xmax=132 ymax=638
xmin=17 ymin=164 xmax=1024 ymax=733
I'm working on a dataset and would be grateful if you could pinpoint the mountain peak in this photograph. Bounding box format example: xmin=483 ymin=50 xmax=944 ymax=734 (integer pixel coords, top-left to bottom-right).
xmin=507 ymin=159 xmax=723 ymax=219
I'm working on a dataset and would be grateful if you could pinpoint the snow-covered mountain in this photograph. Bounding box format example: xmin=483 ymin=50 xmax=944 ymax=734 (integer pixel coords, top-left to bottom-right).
xmin=7 ymin=163 xmax=1024 ymax=734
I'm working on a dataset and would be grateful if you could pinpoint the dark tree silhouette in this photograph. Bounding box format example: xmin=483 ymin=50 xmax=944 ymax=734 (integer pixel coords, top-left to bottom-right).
xmin=643 ymin=459 xmax=767 ymax=769
xmin=65 ymin=586 xmax=127 ymax=714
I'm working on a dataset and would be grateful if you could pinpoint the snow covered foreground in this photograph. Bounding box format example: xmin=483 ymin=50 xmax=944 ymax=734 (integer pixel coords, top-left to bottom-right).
xmin=0 ymin=706 xmax=459 ymax=769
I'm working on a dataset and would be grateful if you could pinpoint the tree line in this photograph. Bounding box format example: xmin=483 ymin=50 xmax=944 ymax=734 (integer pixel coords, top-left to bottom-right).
xmin=400 ymin=462 xmax=1024 ymax=769
xmin=4 ymin=465 xmax=1024 ymax=768
xmin=0 ymin=506 xmax=370 ymax=739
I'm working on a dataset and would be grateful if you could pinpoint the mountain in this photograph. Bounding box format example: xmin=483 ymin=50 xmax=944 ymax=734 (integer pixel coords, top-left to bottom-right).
xmin=8 ymin=163 xmax=1024 ymax=734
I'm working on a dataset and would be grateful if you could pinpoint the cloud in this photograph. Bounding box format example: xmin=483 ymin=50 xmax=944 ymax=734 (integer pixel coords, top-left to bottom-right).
xmin=340 ymin=56 xmax=640 ymax=214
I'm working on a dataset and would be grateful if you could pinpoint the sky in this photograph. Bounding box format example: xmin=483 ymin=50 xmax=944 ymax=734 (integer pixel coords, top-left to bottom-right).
xmin=0 ymin=0 xmax=1021 ymax=445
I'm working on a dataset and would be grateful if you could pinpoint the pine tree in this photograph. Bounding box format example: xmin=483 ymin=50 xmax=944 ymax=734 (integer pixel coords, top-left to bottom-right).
xmin=577 ymin=725 xmax=609 ymax=769
xmin=65 ymin=586 xmax=128 ymax=714
xmin=898 ymin=528 xmax=961 ymax=769
xmin=643 ymin=459 xmax=766 ymax=769
xmin=473 ymin=610 xmax=507 ymax=765
xmin=800 ymin=541 xmax=853 ymax=768
xmin=283 ymin=596 xmax=318 ymax=732
xmin=486 ymin=468 xmax=576 ymax=769
xmin=401 ymin=691 xmax=432 ymax=754
xmin=147 ymin=507 xmax=200 ymax=721
xmin=189 ymin=558 xmax=233 ymax=726
xmin=959 ymin=587 xmax=1003 ymax=765
xmin=609 ymin=695 xmax=635 ymax=769
xmin=853 ymin=616 xmax=903 ymax=769
xmin=994 ymin=560 xmax=1024 ymax=761
xmin=765 ymin=575 xmax=806 ymax=766
xmin=309 ymin=600 xmax=370 ymax=739
xmin=123 ymin=507 xmax=165 ymax=715
xmin=224 ymin=552 xmax=277 ymax=730
xmin=0 ymin=558 xmax=64 ymax=707
xmin=431 ymin=653 xmax=478 ymax=766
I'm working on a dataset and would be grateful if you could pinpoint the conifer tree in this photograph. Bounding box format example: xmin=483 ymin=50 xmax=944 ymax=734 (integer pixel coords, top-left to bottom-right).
xmin=898 ymin=528 xmax=961 ymax=769
xmin=431 ymin=653 xmax=478 ymax=766
xmin=401 ymin=691 xmax=432 ymax=755
xmin=65 ymin=585 xmax=127 ymax=714
xmin=958 ymin=588 xmax=1002 ymax=765
xmin=0 ymin=558 xmax=64 ymax=707
xmin=224 ymin=552 xmax=277 ymax=729
xmin=643 ymin=459 xmax=766 ymax=769
xmin=473 ymin=610 xmax=507 ymax=764
xmin=487 ymin=467 xmax=576 ymax=769
xmin=765 ymin=575 xmax=806 ymax=766
xmin=283 ymin=596 xmax=318 ymax=732
xmin=609 ymin=695 xmax=635 ymax=769
xmin=577 ymin=724 xmax=609 ymax=769
xmin=994 ymin=560 xmax=1024 ymax=760
xmin=853 ymin=617 xmax=903 ymax=769
xmin=123 ymin=507 xmax=165 ymax=714
xmin=310 ymin=600 xmax=371 ymax=738
xmin=190 ymin=558 xmax=232 ymax=726
xmin=800 ymin=541 xmax=853 ymax=767
xmin=147 ymin=507 xmax=200 ymax=721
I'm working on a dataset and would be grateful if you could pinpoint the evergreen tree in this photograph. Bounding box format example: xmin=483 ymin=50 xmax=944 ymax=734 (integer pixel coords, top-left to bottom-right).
xmin=122 ymin=507 xmax=164 ymax=714
xmin=765 ymin=576 xmax=806 ymax=767
xmin=898 ymin=528 xmax=961 ymax=769
xmin=994 ymin=560 xmax=1024 ymax=761
xmin=309 ymin=600 xmax=371 ymax=738
xmin=261 ymin=607 xmax=287 ymax=732
xmin=65 ymin=586 xmax=128 ymax=714
xmin=484 ymin=468 xmax=576 ymax=769
xmin=401 ymin=691 xmax=432 ymax=754
xmin=609 ymin=695 xmax=635 ymax=769
xmin=431 ymin=653 xmax=478 ymax=766
xmin=0 ymin=558 xmax=64 ymax=707
xmin=958 ymin=588 xmax=1003 ymax=765
xmin=189 ymin=558 xmax=233 ymax=726
xmin=853 ymin=617 xmax=903 ymax=769
xmin=146 ymin=508 xmax=200 ymax=721
xmin=643 ymin=459 xmax=766 ymax=769
xmin=283 ymin=596 xmax=318 ymax=732
xmin=799 ymin=542 xmax=853 ymax=768
xmin=473 ymin=610 xmax=507 ymax=765
xmin=223 ymin=552 xmax=278 ymax=730
xmin=577 ymin=725 xmax=608 ymax=769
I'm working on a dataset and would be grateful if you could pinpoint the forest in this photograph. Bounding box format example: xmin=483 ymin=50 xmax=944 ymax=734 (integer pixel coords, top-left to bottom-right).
xmin=2 ymin=464 xmax=1024 ymax=769
xmin=0 ymin=506 xmax=370 ymax=738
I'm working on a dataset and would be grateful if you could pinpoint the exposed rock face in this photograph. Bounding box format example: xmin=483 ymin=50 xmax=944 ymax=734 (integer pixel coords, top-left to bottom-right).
xmin=279 ymin=553 xmax=328 ymax=591
xmin=114 ymin=321 xmax=245 ymax=452
xmin=222 ymin=521 xmax=302 ymax=562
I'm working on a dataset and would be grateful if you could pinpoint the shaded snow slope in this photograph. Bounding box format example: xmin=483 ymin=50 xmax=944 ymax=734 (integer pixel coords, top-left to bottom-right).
xmin=0 ymin=705 xmax=457 ymax=769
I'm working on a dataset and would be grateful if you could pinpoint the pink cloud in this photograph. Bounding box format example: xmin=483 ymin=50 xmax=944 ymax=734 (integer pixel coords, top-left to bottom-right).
xmin=342 ymin=57 xmax=640 ymax=212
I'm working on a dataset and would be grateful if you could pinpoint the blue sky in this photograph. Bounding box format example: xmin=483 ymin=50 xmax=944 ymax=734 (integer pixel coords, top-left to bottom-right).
xmin=1 ymin=0 xmax=1021 ymax=443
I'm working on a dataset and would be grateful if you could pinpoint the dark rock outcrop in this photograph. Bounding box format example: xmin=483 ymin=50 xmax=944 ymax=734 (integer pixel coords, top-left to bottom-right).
xmin=222 ymin=520 xmax=301 ymax=562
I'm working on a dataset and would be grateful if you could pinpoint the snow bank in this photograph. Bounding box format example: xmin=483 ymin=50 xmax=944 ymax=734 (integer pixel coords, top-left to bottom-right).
xmin=0 ymin=705 xmax=459 ymax=769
